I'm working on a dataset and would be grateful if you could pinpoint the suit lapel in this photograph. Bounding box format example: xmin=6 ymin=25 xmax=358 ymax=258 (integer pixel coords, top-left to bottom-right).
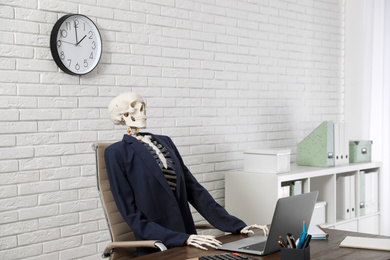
xmin=123 ymin=134 xmax=177 ymax=200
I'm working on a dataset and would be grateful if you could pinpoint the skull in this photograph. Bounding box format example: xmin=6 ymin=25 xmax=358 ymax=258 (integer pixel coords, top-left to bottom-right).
xmin=108 ymin=92 xmax=146 ymax=129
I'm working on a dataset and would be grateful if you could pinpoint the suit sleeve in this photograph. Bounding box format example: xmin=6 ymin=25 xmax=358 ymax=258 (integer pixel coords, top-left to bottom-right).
xmin=165 ymin=137 xmax=247 ymax=234
xmin=104 ymin=145 xmax=190 ymax=248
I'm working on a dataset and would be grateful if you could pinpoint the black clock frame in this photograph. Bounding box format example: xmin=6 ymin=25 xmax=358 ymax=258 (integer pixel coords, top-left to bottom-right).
xmin=50 ymin=14 xmax=102 ymax=76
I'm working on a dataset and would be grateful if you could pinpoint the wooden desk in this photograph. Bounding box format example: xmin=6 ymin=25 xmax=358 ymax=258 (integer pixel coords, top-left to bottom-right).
xmin=136 ymin=229 xmax=390 ymax=260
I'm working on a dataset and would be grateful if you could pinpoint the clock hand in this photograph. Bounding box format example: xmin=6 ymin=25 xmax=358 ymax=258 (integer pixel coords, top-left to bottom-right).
xmin=74 ymin=20 xmax=78 ymax=44
xmin=76 ymin=35 xmax=87 ymax=46
xmin=60 ymin=40 xmax=82 ymax=46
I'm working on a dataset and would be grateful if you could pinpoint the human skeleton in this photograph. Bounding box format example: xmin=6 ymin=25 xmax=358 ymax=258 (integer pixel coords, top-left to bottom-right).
xmin=108 ymin=92 xmax=269 ymax=250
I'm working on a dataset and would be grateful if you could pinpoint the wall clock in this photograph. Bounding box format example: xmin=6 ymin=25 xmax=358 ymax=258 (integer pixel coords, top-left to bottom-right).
xmin=50 ymin=14 xmax=102 ymax=75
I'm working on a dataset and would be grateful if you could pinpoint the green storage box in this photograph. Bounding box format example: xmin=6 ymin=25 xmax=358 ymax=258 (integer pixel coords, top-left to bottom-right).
xmin=349 ymin=140 xmax=372 ymax=163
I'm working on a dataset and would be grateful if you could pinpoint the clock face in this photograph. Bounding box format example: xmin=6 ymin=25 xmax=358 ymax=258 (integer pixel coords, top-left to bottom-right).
xmin=50 ymin=14 xmax=102 ymax=75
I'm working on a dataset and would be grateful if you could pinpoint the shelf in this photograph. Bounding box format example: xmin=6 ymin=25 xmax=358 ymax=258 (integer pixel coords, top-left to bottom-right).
xmin=225 ymin=161 xmax=381 ymax=235
xmin=276 ymin=162 xmax=381 ymax=182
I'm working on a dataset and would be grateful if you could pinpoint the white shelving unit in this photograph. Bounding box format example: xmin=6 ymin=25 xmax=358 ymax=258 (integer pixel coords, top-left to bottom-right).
xmin=225 ymin=162 xmax=381 ymax=235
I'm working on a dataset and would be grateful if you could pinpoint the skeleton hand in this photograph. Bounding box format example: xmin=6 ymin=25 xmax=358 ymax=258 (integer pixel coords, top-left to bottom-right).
xmin=240 ymin=224 xmax=269 ymax=236
xmin=186 ymin=235 xmax=222 ymax=250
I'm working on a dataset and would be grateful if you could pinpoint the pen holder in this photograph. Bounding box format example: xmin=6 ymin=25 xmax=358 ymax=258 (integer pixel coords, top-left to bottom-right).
xmin=280 ymin=246 xmax=310 ymax=260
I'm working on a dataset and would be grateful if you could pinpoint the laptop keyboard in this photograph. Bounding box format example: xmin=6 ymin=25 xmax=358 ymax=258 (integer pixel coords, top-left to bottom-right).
xmin=239 ymin=241 xmax=266 ymax=252
xmin=200 ymin=253 xmax=256 ymax=260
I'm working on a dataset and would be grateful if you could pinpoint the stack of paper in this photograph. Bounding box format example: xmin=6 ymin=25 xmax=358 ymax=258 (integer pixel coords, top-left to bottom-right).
xmin=340 ymin=236 xmax=390 ymax=251
xmin=308 ymin=225 xmax=328 ymax=239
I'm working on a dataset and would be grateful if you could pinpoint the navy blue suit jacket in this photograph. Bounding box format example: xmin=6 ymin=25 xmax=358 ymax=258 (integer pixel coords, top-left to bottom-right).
xmin=104 ymin=134 xmax=246 ymax=256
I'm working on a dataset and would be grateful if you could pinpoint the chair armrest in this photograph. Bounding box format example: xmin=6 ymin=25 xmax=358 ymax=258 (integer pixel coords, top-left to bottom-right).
xmin=102 ymin=240 xmax=167 ymax=258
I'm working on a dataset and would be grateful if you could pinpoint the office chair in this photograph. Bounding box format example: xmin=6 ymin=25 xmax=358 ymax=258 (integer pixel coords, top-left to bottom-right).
xmin=93 ymin=143 xmax=167 ymax=259
xmin=93 ymin=143 xmax=214 ymax=259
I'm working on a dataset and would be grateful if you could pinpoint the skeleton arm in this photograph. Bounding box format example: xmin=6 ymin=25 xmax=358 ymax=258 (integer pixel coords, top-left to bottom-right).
xmin=185 ymin=225 xmax=269 ymax=250
xmin=186 ymin=235 xmax=222 ymax=250
xmin=240 ymin=224 xmax=269 ymax=236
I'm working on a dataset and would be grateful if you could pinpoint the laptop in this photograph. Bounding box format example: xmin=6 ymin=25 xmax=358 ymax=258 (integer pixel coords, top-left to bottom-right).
xmin=219 ymin=191 xmax=318 ymax=256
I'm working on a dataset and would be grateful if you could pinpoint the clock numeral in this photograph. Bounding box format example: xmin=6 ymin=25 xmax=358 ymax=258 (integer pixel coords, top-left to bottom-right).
xmin=84 ymin=59 xmax=88 ymax=68
xmin=60 ymin=29 xmax=68 ymax=38
xmin=89 ymin=52 xmax=94 ymax=59
xmin=57 ymin=40 xmax=62 ymax=48
xmin=65 ymin=22 xmax=71 ymax=31
xmin=67 ymin=59 xmax=72 ymax=67
xmin=73 ymin=19 xmax=79 ymax=28
xmin=88 ymin=31 xmax=93 ymax=39
xmin=60 ymin=51 xmax=65 ymax=60
xmin=92 ymin=41 xmax=96 ymax=50
xmin=75 ymin=63 xmax=80 ymax=71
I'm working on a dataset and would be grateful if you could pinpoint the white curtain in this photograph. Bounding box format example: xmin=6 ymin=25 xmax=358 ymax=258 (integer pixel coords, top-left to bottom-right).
xmin=365 ymin=0 xmax=390 ymax=236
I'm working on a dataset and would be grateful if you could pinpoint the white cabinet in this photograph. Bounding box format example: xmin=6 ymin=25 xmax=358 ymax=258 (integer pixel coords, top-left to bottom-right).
xmin=225 ymin=162 xmax=381 ymax=234
xmin=358 ymin=215 xmax=379 ymax=234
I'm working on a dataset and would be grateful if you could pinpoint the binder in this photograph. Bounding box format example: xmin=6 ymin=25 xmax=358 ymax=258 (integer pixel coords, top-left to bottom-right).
xmin=350 ymin=175 xmax=356 ymax=218
xmin=359 ymin=171 xmax=365 ymax=216
xmin=334 ymin=122 xmax=349 ymax=166
xmin=334 ymin=123 xmax=342 ymax=166
xmin=294 ymin=180 xmax=303 ymax=195
xmin=288 ymin=181 xmax=302 ymax=196
xmin=365 ymin=173 xmax=371 ymax=214
xmin=336 ymin=175 xmax=351 ymax=219
xmin=339 ymin=123 xmax=345 ymax=164
xmin=343 ymin=123 xmax=350 ymax=164
xmin=370 ymin=171 xmax=378 ymax=213
xmin=289 ymin=182 xmax=295 ymax=196
xmin=279 ymin=183 xmax=291 ymax=198
xmin=336 ymin=175 xmax=356 ymax=220
xmin=297 ymin=121 xmax=335 ymax=167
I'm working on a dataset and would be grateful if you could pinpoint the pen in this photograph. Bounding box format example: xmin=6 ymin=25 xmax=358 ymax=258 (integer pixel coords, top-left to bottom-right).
xmin=316 ymin=224 xmax=329 ymax=238
xmin=278 ymin=240 xmax=286 ymax=248
xmin=279 ymin=235 xmax=287 ymax=247
xmin=286 ymin=233 xmax=296 ymax=248
xmin=302 ymin=234 xmax=312 ymax=248
xmin=297 ymin=220 xmax=307 ymax=249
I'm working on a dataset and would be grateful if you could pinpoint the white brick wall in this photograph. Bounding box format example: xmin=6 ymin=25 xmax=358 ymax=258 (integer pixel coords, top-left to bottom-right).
xmin=0 ymin=0 xmax=344 ymax=259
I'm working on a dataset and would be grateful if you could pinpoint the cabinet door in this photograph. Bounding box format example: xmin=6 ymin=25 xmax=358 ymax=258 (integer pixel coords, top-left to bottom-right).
xmin=335 ymin=220 xmax=358 ymax=232
xmin=359 ymin=215 xmax=379 ymax=234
